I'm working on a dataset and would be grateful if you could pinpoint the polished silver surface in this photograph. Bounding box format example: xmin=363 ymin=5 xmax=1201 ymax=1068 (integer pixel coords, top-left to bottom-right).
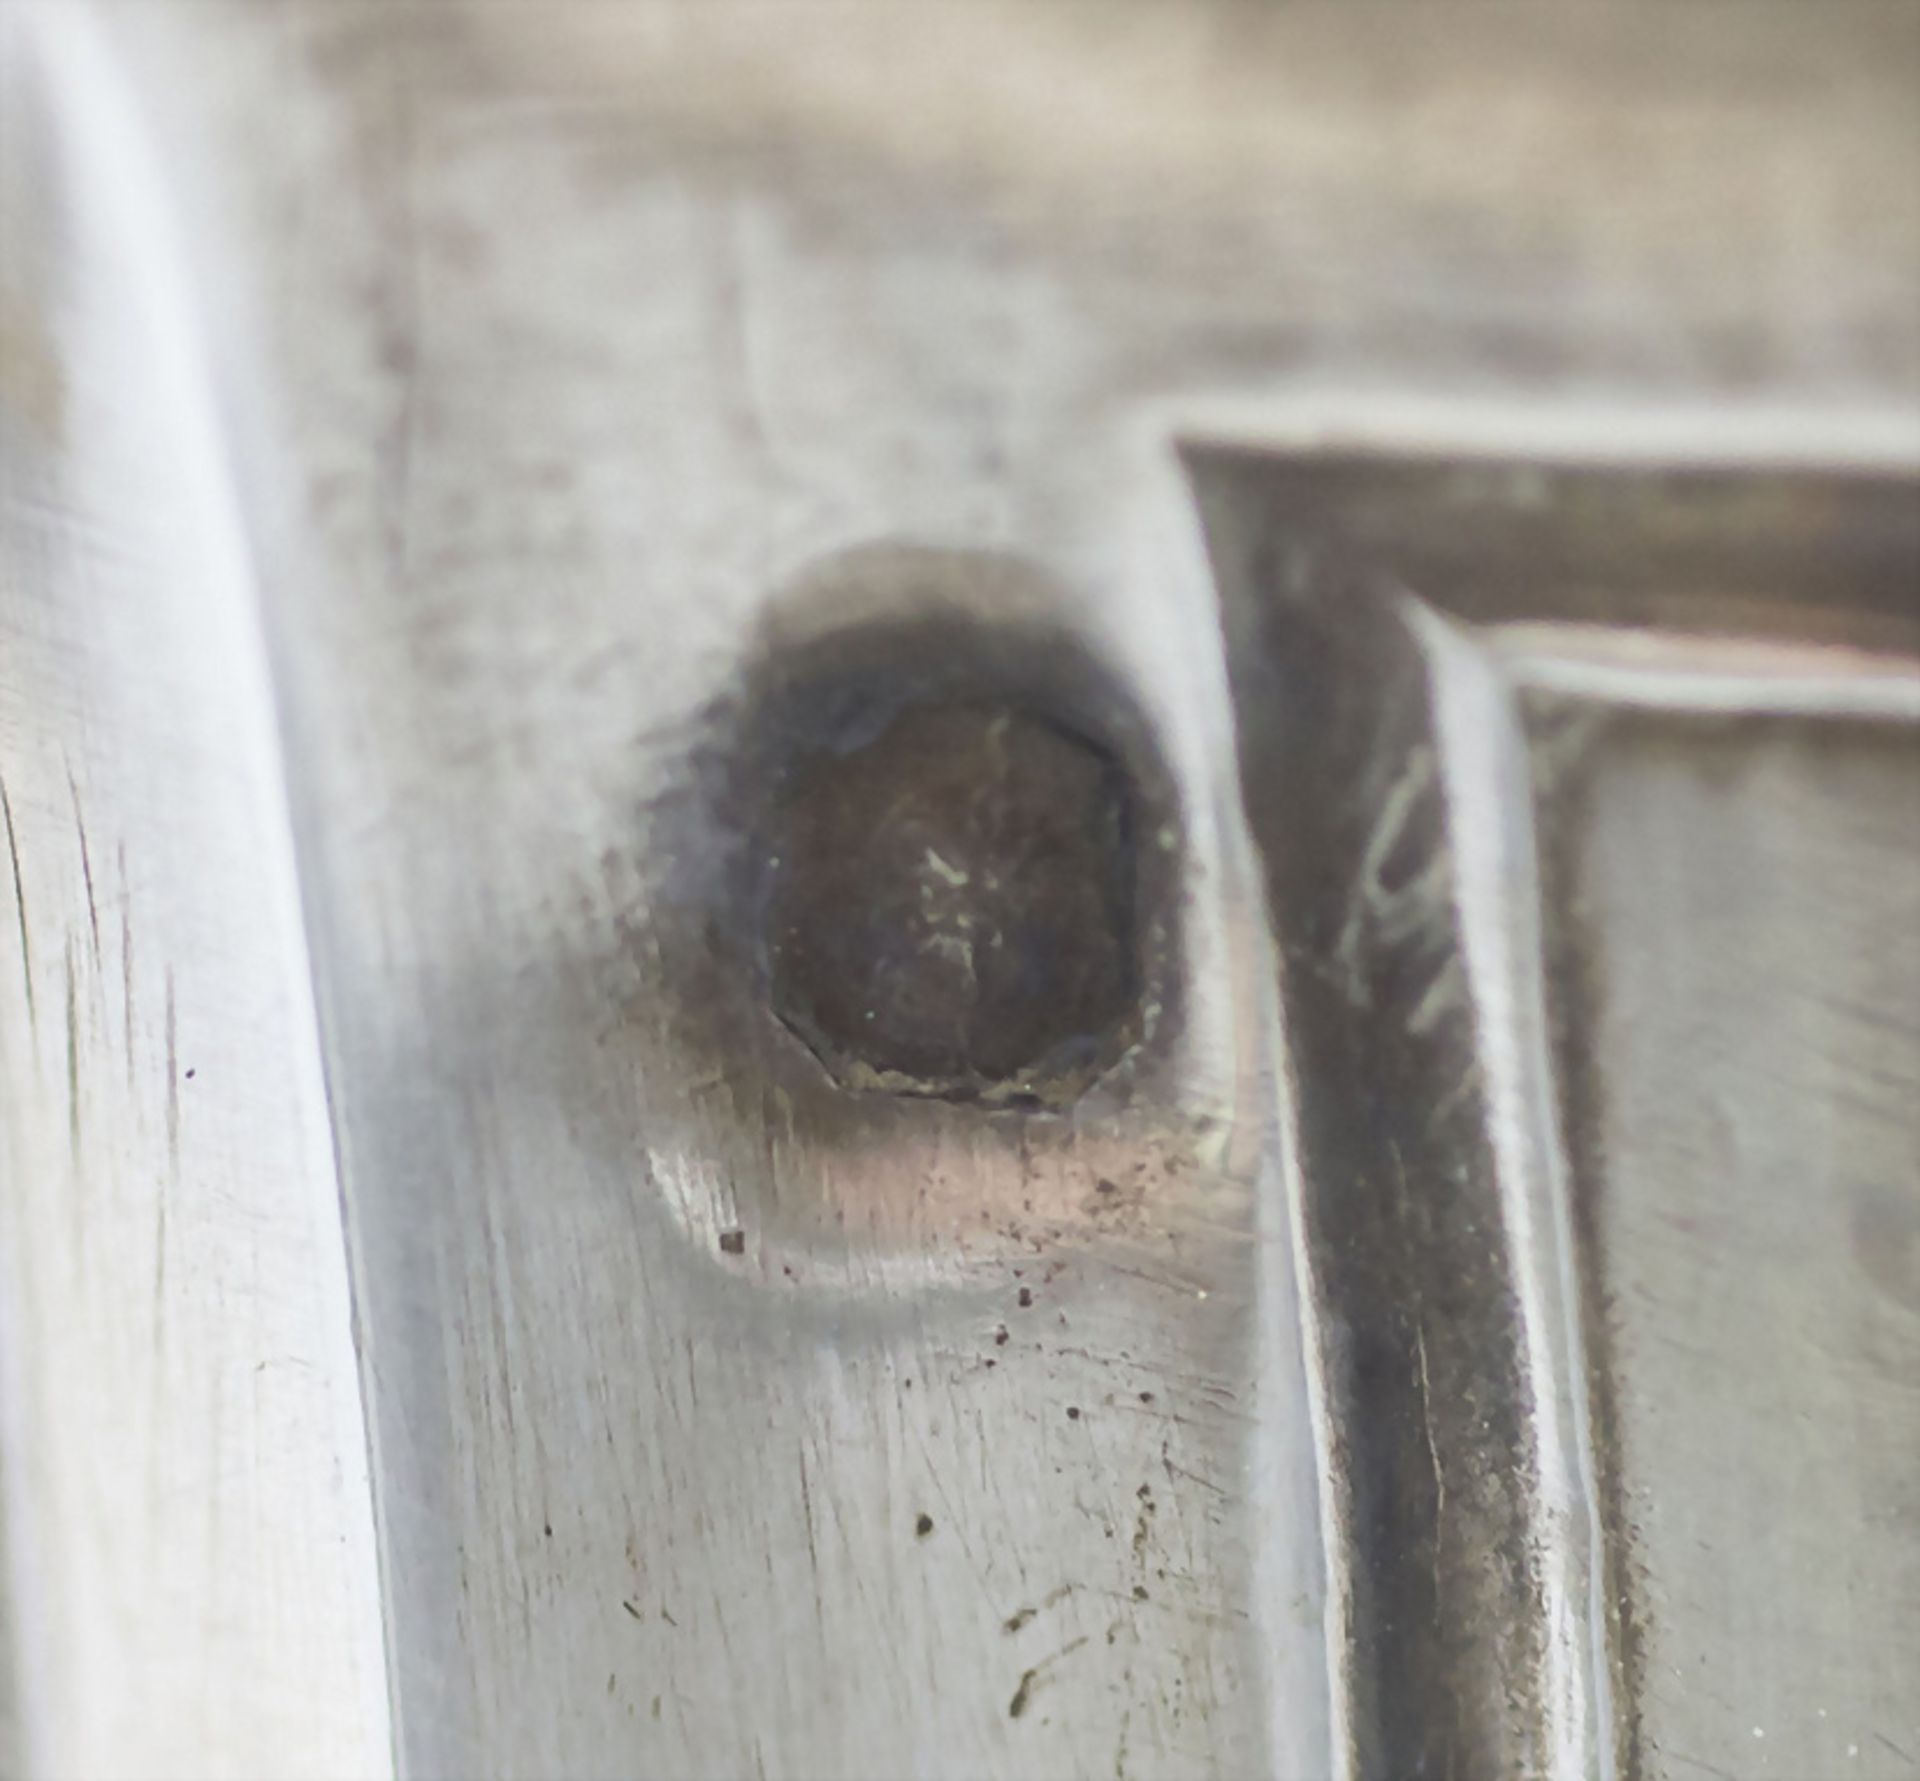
xmin=1198 ymin=450 xmax=1920 ymax=1779
xmin=2 ymin=3 xmax=1917 ymax=1777
xmin=1534 ymin=705 xmax=1919 ymax=1779
xmin=0 ymin=8 xmax=388 ymax=1774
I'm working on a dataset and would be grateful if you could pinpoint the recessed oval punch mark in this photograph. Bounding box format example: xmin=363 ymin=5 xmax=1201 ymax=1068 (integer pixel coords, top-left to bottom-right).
xmin=760 ymin=699 xmax=1141 ymax=1104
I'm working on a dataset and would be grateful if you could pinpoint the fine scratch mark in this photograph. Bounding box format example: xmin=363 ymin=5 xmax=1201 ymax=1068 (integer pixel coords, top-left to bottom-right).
xmin=1156 ymin=1435 xmax=1230 ymax=1502
xmin=1414 ymin=1322 xmax=1446 ymax=1625
xmin=1007 ymin=1634 xmax=1088 ymax=1720
xmin=1874 ymin=1732 xmax=1918 ymax=1768
xmin=68 ymin=766 xmax=100 ymax=963
xmin=1160 ymin=1455 xmax=1230 ymax=1499
xmin=923 ymin=846 xmax=969 ymax=889
xmin=1666 ymin=1754 xmax=1736 ymax=1780
xmin=797 ymin=1445 xmax=823 ymax=1619
xmin=1 ymin=774 xmax=32 ymax=1023
xmin=908 ymin=1419 xmax=996 ymax=1615
xmin=1406 ymin=952 xmax=1467 ymax=1038
xmin=1334 ymin=744 xmax=1437 ymax=1004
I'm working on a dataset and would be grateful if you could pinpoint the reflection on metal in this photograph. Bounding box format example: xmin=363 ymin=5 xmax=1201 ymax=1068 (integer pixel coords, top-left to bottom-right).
xmin=1197 ymin=451 xmax=1920 ymax=1780
xmin=2 ymin=2 xmax=1918 ymax=1778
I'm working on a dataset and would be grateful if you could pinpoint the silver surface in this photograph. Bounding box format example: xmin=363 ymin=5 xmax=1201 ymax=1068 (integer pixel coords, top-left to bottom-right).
xmin=1 ymin=2 xmax=1917 ymax=1777
xmin=0 ymin=8 xmax=388 ymax=1774
xmin=1199 ymin=452 xmax=1920 ymax=1779
xmin=1537 ymin=709 xmax=1920 ymax=1778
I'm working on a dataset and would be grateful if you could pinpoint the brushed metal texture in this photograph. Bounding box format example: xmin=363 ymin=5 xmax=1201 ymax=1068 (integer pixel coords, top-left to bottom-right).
xmin=2 ymin=2 xmax=1916 ymax=1777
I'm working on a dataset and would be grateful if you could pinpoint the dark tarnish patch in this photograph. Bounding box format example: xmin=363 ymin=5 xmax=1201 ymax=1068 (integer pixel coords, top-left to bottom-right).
xmin=763 ymin=702 xmax=1138 ymax=1103
xmin=569 ymin=544 xmax=1205 ymax=1265
xmin=635 ymin=546 xmax=1183 ymax=1119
